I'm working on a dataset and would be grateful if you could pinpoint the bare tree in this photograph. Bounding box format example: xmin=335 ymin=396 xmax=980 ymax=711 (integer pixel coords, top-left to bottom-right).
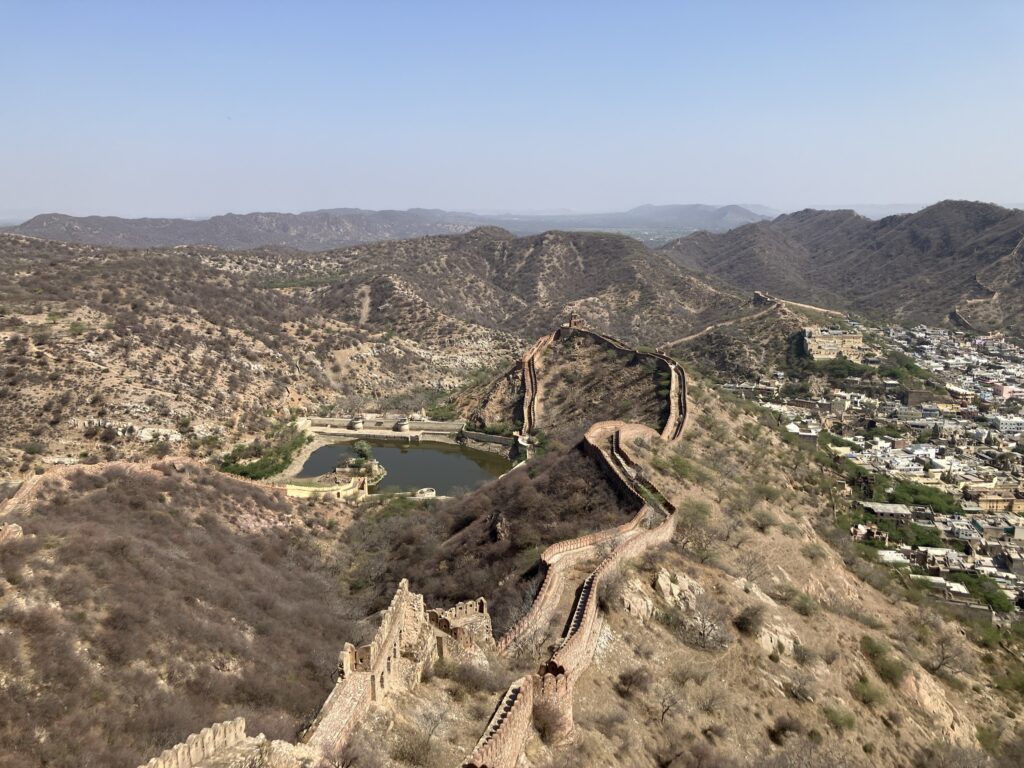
xmin=654 ymin=683 xmax=682 ymax=724
xmin=736 ymin=550 xmax=768 ymax=584
xmin=694 ymin=684 xmax=726 ymax=715
xmin=689 ymin=593 xmax=730 ymax=650
xmin=674 ymin=499 xmax=712 ymax=552
xmin=687 ymin=524 xmax=719 ymax=564
xmin=616 ymin=666 xmax=652 ymax=698
xmin=925 ymin=630 xmax=973 ymax=677
xmin=329 ymin=731 xmax=384 ymax=768
xmin=419 ymin=703 xmax=449 ymax=746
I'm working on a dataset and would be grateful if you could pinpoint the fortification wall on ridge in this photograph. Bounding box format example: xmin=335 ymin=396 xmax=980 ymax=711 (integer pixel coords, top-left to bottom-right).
xmin=462 ymin=677 xmax=535 ymax=768
xmin=473 ymin=410 xmax=684 ymax=764
xmin=521 ymin=332 xmax=556 ymax=435
xmin=554 ymin=325 xmax=687 ymax=442
xmin=137 ymin=718 xmax=247 ymax=768
xmin=134 ymin=325 xmax=691 ymax=768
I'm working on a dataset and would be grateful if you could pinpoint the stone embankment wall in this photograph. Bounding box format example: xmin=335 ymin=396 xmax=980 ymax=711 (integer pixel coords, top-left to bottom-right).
xmin=137 ymin=718 xmax=248 ymax=768
xmin=461 ymin=429 xmax=517 ymax=447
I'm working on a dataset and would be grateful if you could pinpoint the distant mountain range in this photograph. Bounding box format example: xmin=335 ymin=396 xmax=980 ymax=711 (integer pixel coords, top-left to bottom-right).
xmin=2 ymin=204 xmax=768 ymax=251
xmin=660 ymin=200 xmax=1024 ymax=338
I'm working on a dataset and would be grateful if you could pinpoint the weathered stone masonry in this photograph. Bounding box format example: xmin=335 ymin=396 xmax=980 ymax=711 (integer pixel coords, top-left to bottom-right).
xmin=138 ymin=718 xmax=247 ymax=768
xmin=302 ymin=579 xmax=492 ymax=757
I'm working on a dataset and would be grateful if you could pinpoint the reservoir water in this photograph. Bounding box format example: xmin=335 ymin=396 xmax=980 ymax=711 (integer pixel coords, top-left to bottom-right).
xmin=296 ymin=439 xmax=512 ymax=495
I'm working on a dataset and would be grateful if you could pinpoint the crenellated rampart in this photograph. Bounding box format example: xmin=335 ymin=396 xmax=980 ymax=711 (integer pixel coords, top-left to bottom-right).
xmin=137 ymin=718 xmax=248 ymax=768
xmin=133 ymin=323 xmax=690 ymax=768
xmin=472 ymin=413 xmax=685 ymax=763
xmin=520 ymin=323 xmax=688 ymax=444
xmin=467 ymin=324 xmax=690 ymax=764
xmin=520 ymin=331 xmax=556 ymax=435
xmin=462 ymin=677 xmax=536 ymax=768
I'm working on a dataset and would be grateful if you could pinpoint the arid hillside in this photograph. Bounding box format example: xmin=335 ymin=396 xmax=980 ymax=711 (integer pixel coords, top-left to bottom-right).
xmin=0 ymin=370 xmax=658 ymax=767
xmin=661 ymin=200 xmax=1024 ymax=339
xmin=3 ymin=204 xmax=764 ymax=250
xmin=0 ymin=461 xmax=363 ymax=768
xmin=0 ymin=234 xmax=517 ymax=480
xmin=455 ymin=327 xmax=673 ymax=446
xmin=213 ymin=227 xmax=754 ymax=345
xmin=0 ymin=227 xmax=780 ymax=481
xmin=339 ymin=377 xmax=1024 ymax=768
xmin=3 ymin=209 xmax=481 ymax=250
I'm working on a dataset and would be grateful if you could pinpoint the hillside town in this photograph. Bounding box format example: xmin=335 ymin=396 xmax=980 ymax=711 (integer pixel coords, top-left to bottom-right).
xmin=725 ymin=322 xmax=1024 ymax=621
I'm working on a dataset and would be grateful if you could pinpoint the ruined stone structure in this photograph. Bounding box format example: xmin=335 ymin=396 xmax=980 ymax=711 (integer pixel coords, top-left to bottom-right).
xmin=302 ymin=579 xmax=492 ymax=756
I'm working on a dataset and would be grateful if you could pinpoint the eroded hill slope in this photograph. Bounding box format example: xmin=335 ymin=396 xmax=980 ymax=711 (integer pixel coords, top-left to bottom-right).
xmin=661 ymin=200 xmax=1024 ymax=338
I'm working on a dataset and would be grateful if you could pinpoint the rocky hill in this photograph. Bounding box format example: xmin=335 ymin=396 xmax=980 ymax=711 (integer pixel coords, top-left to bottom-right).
xmin=0 ymin=233 xmax=520 ymax=480
xmin=324 ymin=375 xmax=1024 ymax=768
xmin=247 ymin=227 xmax=755 ymax=345
xmin=5 ymin=319 xmax=1024 ymax=768
xmin=0 ymin=227 xmax=819 ymax=482
xmin=661 ymin=200 xmax=1024 ymax=338
xmin=3 ymin=209 xmax=481 ymax=251
xmin=3 ymin=204 xmax=765 ymax=251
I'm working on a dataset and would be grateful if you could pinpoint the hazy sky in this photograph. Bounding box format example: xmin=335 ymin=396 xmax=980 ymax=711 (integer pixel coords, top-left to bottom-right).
xmin=2 ymin=1 xmax=1022 ymax=219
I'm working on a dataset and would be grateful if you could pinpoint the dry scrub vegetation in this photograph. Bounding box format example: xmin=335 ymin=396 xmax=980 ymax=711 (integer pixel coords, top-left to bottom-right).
xmin=0 ymin=461 xmax=363 ymax=768
xmin=333 ymin=376 xmax=1024 ymax=767
xmin=0 ymin=439 xmax=652 ymax=765
xmin=0 ymin=234 xmax=518 ymax=481
xmin=336 ymin=447 xmax=639 ymax=636
xmin=532 ymin=332 xmax=670 ymax=445
xmin=526 ymin=377 xmax=1024 ymax=767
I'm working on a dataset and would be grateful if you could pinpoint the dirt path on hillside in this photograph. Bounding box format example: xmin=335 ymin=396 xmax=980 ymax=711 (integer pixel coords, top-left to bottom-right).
xmin=665 ymin=303 xmax=780 ymax=347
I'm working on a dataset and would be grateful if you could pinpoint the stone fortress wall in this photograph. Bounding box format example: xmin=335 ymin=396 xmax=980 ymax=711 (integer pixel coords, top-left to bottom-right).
xmin=137 ymin=719 xmax=248 ymax=768
xmin=520 ymin=331 xmax=558 ymax=435
xmin=463 ymin=419 xmax=681 ymax=768
xmin=518 ymin=320 xmax=687 ymax=442
xmin=461 ymin=322 xmax=690 ymax=768
xmin=302 ymin=579 xmax=491 ymax=757
xmin=129 ymin=321 xmax=690 ymax=768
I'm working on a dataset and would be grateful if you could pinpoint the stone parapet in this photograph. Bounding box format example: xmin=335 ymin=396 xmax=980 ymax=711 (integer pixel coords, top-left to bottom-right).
xmin=462 ymin=677 xmax=535 ymax=768
xmin=137 ymin=718 xmax=247 ymax=768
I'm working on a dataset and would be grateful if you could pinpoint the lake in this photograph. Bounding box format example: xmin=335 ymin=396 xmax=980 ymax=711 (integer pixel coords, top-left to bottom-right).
xmin=296 ymin=439 xmax=513 ymax=495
